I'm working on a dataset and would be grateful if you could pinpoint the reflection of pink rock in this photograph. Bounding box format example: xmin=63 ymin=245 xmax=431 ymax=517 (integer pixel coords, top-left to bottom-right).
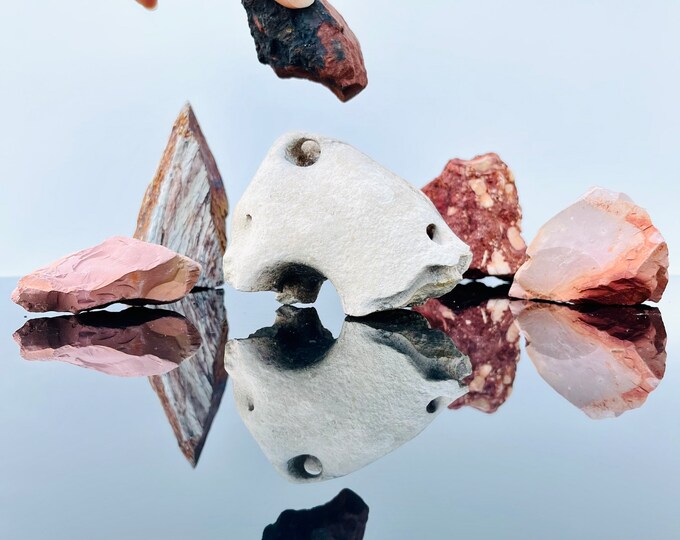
xmin=13 ymin=309 xmax=201 ymax=377
xmin=510 ymin=187 xmax=668 ymax=305
xmin=513 ymin=302 xmax=667 ymax=419
xmin=415 ymin=283 xmax=520 ymax=413
xmin=11 ymin=236 xmax=201 ymax=313
xmin=422 ymin=153 xmax=526 ymax=278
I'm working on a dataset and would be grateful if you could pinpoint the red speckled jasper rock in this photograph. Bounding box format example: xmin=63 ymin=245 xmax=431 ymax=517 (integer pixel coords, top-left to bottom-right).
xmin=513 ymin=301 xmax=667 ymax=419
xmin=12 ymin=237 xmax=201 ymax=313
xmin=510 ymin=187 xmax=668 ymax=305
xmin=414 ymin=282 xmax=520 ymax=414
xmin=422 ymin=153 xmax=526 ymax=278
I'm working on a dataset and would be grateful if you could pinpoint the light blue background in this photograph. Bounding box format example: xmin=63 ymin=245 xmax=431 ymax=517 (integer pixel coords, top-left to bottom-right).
xmin=1 ymin=0 xmax=678 ymax=275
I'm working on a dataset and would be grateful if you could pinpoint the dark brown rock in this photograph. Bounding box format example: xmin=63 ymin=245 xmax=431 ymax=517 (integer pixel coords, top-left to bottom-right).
xmin=414 ymin=282 xmax=520 ymax=413
xmin=263 ymin=488 xmax=369 ymax=540
xmin=423 ymin=153 xmax=526 ymax=278
xmin=149 ymin=289 xmax=228 ymax=467
xmin=241 ymin=0 xmax=368 ymax=102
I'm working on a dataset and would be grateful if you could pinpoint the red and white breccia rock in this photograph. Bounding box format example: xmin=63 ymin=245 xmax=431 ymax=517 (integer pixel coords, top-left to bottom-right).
xmin=513 ymin=301 xmax=667 ymax=419
xmin=422 ymin=153 xmax=526 ymax=278
xmin=415 ymin=292 xmax=520 ymax=414
xmin=11 ymin=236 xmax=201 ymax=313
xmin=510 ymin=187 xmax=669 ymax=305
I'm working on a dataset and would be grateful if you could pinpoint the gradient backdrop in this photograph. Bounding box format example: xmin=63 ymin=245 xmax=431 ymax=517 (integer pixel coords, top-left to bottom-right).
xmin=1 ymin=0 xmax=678 ymax=276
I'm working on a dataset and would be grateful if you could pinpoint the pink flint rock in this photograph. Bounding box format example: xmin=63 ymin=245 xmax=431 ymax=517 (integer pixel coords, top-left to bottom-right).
xmin=11 ymin=236 xmax=201 ymax=313
xmin=510 ymin=187 xmax=668 ymax=305
xmin=422 ymin=153 xmax=527 ymax=278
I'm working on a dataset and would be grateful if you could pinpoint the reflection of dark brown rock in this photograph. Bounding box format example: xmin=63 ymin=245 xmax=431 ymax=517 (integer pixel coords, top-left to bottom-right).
xmin=13 ymin=308 xmax=200 ymax=377
xmin=513 ymin=302 xmax=667 ymax=419
xmin=422 ymin=154 xmax=526 ymax=278
xmin=263 ymin=488 xmax=369 ymax=540
xmin=241 ymin=0 xmax=368 ymax=102
xmin=414 ymin=282 xmax=520 ymax=413
xmin=149 ymin=289 xmax=228 ymax=466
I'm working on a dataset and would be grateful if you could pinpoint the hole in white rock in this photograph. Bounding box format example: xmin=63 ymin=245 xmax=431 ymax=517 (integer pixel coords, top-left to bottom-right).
xmin=426 ymin=224 xmax=437 ymax=240
xmin=426 ymin=398 xmax=438 ymax=413
xmin=287 ymin=454 xmax=323 ymax=479
xmin=247 ymin=399 xmax=255 ymax=412
xmin=286 ymin=138 xmax=321 ymax=167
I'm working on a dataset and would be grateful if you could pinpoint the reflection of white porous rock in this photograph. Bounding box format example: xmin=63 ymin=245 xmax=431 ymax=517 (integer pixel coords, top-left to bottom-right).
xmin=223 ymin=133 xmax=472 ymax=316
xmin=225 ymin=307 xmax=470 ymax=482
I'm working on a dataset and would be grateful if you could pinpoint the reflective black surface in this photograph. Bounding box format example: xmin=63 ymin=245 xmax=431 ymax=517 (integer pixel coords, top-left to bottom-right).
xmin=0 ymin=277 xmax=678 ymax=539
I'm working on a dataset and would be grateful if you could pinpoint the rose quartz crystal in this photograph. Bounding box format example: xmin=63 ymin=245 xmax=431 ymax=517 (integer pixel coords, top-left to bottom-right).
xmin=422 ymin=153 xmax=527 ymax=278
xmin=510 ymin=187 xmax=668 ymax=305
xmin=414 ymin=283 xmax=520 ymax=413
xmin=11 ymin=236 xmax=201 ymax=313
xmin=13 ymin=309 xmax=201 ymax=377
xmin=513 ymin=302 xmax=667 ymax=419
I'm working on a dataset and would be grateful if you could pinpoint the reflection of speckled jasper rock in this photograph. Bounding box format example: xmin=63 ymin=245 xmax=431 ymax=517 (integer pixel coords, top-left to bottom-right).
xmin=513 ymin=302 xmax=667 ymax=419
xmin=423 ymin=153 xmax=526 ymax=278
xmin=241 ymin=0 xmax=367 ymax=102
xmin=415 ymin=283 xmax=520 ymax=414
xmin=12 ymin=237 xmax=201 ymax=313
xmin=510 ymin=187 xmax=668 ymax=305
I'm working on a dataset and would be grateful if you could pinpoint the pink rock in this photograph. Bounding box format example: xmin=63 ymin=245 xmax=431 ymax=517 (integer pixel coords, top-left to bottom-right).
xmin=13 ymin=308 xmax=201 ymax=378
xmin=11 ymin=236 xmax=201 ymax=313
xmin=414 ymin=282 xmax=520 ymax=414
xmin=422 ymin=153 xmax=527 ymax=278
xmin=513 ymin=302 xmax=667 ymax=419
xmin=510 ymin=187 xmax=668 ymax=305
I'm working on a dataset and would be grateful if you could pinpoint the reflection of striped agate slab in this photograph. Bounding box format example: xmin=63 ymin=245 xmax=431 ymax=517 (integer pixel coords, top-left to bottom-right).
xmin=149 ymin=290 xmax=229 ymax=467
xmin=135 ymin=103 xmax=228 ymax=289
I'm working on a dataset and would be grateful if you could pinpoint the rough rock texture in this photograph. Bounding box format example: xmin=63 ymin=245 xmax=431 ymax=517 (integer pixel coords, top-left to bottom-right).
xmin=12 ymin=237 xmax=201 ymax=314
xmin=135 ymin=104 xmax=228 ymax=288
xmin=510 ymin=187 xmax=669 ymax=305
xmin=225 ymin=307 xmax=470 ymax=482
xmin=414 ymin=282 xmax=520 ymax=413
xmin=149 ymin=289 xmax=229 ymax=467
xmin=14 ymin=308 xmax=201 ymax=377
xmin=513 ymin=302 xmax=667 ymax=419
xmin=422 ymin=153 xmax=526 ymax=278
xmin=263 ymin=489 xmax=369 ymax=540
xmin=241 ymin=0 xmax=368 ymax=102
xmin=223 ymin=132 xmax=472 ymax=317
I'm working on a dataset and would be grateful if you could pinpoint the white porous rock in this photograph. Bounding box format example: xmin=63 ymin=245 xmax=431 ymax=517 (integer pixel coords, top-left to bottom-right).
xmin=225 ymin=307 xmax=470 ymax=482
xmin=223 ymin=133 xmax=472 ymax=316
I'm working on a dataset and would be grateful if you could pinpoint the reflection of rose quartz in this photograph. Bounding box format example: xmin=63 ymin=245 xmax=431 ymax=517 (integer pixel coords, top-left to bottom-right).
xmin=513 ymin=302 xmax=667 ymax=419
xmin=13 ymin=309 xmax=201 ymax=378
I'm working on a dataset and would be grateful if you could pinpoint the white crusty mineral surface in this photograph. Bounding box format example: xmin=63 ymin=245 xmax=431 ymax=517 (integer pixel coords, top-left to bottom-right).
xmin=225 ymin=307 xmax=470 ymax=482
xmin=510 ymin=187 xmax=668 ymax=305
xmin=223 ymin=132 xmax=472 ymax=316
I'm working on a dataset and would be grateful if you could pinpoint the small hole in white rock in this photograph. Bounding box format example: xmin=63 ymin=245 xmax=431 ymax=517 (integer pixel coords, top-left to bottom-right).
xmin=287 ymin=454 xmax=323 ymax=479
xmin=426 ymin=399 xmax=438 ymax=413
xmin=427 ymin=224 xmax=436 ymax=240
xmin=286 ymin=138 xmax=321 ymax=167
xmin=247 ymin=400 xmax=255 ymax=412
xmin=245 ymin=214 xmax=252 ymax=222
